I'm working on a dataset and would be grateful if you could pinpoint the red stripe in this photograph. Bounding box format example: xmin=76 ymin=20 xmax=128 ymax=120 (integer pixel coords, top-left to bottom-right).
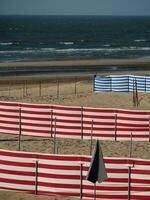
xmin=83 ymin=114 xmax=115 ymax=119
xmin=21 ymin=104 xmax=51 ymax=109
xmin=0 ymin=159 xmax=35 ymax=167
xmin=38 ymin=181 xmax=80 ymax=189
xmin=0 ymin=177 xmax=34 ymax=185
xmin=53 ymin=105 xmax=81 ymax=111
xmin=0 ymin=102 xmax=19 ymax=107
xmin=0 ymin=108 xmax=19 ymax=113
xmin=117 ymin=116 xmax=149 ymax=121
xmin=38 ymin=172 xmax=80 ymax=179
xmin=21 ymin=110 xmax=51 ymax=115
xmin=0 ymin=168 xmax=35 ymax=176
xmin=0 ymin=114 xmax=19 ymax=119
xmin=54 ymin=113 xmax=81 ymax=117
xmin=39 ymin=163 xmax=80 ymax=170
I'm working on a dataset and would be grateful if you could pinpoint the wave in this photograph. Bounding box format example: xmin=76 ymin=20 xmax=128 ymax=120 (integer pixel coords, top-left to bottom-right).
xmin=0 ymin=42 xmax=13 ymax=46
xmin=59 ymin=42 xmax=74 ymax=45
xmin=0 ymin=46 xmax=150 ymax=55
xmin=134 ymin=39 xmax=147 ymax=42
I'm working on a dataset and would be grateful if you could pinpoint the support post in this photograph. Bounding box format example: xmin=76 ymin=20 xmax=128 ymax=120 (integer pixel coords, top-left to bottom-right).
xmin=149 ymin=116 xmax=150 ymax=142
xmin=75 ymin=78 xmax=77 ymax=95
xmin=110 ymin=76 xmax=112 ymax=92
xmin=35 ymin=160 xmax=39 ymax=195
xmin=145 ymin=77 xmax=147 ymax=92
xmin=128 ymin=166 xmax=131 ymax=200
xmin=90 ymin=120 xmax=94 ymax=155
xmin=51 ymin=110 xmax=53 ymax=138
xmin=57 ymin=80 xmax=60 ymax=98
xmin=18 ymin=107 xmax=22 ymax=151
xmin=81 ymin=106 xmax=84 ymax=140
xmin=93 ymin=75 xmax=96 ymax=92
xmin=80 ymin=163 xmax=83 ymax=200
xmin=114 ymin=113 xmax=117 ymax=141
xmin=129 ymin=132 xmax=133 ymax=159
xmin=53 ymin=118 xmax=57 ymax=154
xmin=39 ymin=80 xmax=42 ymax=97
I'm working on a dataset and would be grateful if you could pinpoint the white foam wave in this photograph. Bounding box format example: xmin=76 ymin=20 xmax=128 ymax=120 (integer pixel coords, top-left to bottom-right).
xmin=59 ymin=42 xmax=74 ymax=45
xmin=0 ymin=46 xmax=150 ymax=55
xmin=0 ymin=42 xmax=13 ymax=46
xmin=134 ymin=39 xmax=147 ymax=42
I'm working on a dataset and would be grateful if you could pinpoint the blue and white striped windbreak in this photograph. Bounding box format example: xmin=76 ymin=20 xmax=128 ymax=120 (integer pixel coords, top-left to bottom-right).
xmin=94 ymin=75 xmax=150 ymax=92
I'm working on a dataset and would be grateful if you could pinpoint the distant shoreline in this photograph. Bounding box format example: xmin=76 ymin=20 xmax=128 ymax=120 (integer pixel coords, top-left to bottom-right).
xmin=0 ymin=58 xmax=150 ymax=68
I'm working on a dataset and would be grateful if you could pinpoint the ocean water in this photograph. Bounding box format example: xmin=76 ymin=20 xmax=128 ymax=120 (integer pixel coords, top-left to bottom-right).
xmin=0 ymin=15 xmax=150 ymax=63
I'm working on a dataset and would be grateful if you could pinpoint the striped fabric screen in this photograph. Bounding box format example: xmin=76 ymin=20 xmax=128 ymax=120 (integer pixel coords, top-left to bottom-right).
xmin=0 ymin=101 xmax=150 ymax=141
xmin=0 ymin=149 xmax=149 ymax=199
xmin=94 ymin=75 xmax=150 ymax=92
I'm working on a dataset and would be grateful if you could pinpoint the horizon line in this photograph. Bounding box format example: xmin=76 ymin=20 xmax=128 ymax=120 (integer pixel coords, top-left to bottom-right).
xmin=0 ymin=14 xmax=150 ymax=17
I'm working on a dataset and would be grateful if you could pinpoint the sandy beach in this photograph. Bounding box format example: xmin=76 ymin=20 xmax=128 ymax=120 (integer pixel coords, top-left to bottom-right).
xmin=0 ymin=59 xmax=150 ymax=200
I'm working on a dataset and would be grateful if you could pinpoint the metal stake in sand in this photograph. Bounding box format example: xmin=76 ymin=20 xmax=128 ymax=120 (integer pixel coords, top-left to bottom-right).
xmin=80 ymin=163 xmax=83 ymax=200
xmin=53 ymin=117 xmax=57 ymax=154
xmin=18 ymin=107 xmax=22 ymax=151
xmin=35 ymin=160 xmax=39 ymax=195
xmin=90 ymin=120 xmax=94 ymax=155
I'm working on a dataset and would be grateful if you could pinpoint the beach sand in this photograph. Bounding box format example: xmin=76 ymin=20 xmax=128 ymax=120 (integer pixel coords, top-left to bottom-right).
xmin=0 ymin=63 xmax=150 ymax=199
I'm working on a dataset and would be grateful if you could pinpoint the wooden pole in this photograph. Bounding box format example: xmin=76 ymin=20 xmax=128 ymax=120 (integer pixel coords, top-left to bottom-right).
xmin=128 ymin=75 xmax=130 ymax=92
xmin=114 ymin=114 xmax=117 ymax=141
xmin=75 ymin=78 xmax=77 ymax=95
xmin=39 ymin=80 xmax=42 ymax=97
xmin=18 ymin=107 xmax=22 ymax=151
xmin=149 ymin=117 xmax=150 ymax=142
xmin=90 ymin=120 xmax=94 ymax=155
xmin=51 ymin=110 xmax=53 ymax=138
xmin=93 ymin=74 xmax=96 ymax=92
xmin=80 ymin=163 xmax=83 ymax=200
xmin=8 ymin=81 xmax=11 ymax=97
xmin=57 ymin=80 xmax=60 ymax=98
xmin=135 ymin=79 xmax=138 ymax=107
xmin=53 ymin=117 xmax=57 ymax=154
xmin=81 ymin=106 xmax=84 ymax=140
xmin=128 ymin=166 xmax=131 ymax=200
xmin=35 ymin=160 xmax=39 ymax=195
xmin=129 ymin=132 xmax=133 ymax=158
xmin=145 ymin=77 xmax=147 ymax=92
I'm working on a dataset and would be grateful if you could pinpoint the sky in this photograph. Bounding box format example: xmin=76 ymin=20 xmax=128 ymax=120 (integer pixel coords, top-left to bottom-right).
xmin=0 ymin=0 xmax=150 ymax=16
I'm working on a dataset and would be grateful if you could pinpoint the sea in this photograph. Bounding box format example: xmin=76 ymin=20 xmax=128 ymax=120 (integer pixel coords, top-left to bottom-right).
xmin=0 ymin=15 xmax=150 ymax=63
